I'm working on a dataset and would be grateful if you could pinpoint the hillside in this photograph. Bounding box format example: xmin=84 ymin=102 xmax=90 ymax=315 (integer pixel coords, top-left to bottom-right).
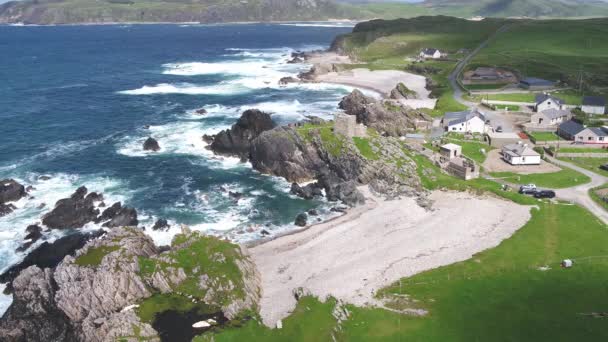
xmin=4 ymin=0 xmax=608 ymax=24
xmin=0 ymin=0 xmax=348 ymax=25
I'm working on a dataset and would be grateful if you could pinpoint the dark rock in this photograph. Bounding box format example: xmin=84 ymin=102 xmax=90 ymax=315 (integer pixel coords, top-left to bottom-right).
xmin=338 ymin=89 xmax=375 ymax=118
xmin=195 ymin=108 xmax=208 ymax=115
xmin=96 ymin=202 xmax=122 ymax=223
xmin=102 ymin=207 xmax=138 ymax=228
xmin=38 ymin=175 xmax=51 ymax=181
xmin=85 ymin=192 xmax=103 ymax=203
xmin=25 ymin=185 xmax=35 ymax=193
xmin=0 ymin=230 xmax=105 ymax=291
xmin=0 ymin=179 xmax=26 ymax=203
xmin=319 ymin=173 xmax=365 ymax=207
xmin=202 ymin=134 xmax=215 ymax=144
xmin=278 ymin=76 xmax=299 ymax=85
xmin=143 ymin=137 xmax=161 ymax=152
xmin=210 ymin=109 xmax=275 ymax=159
xmin=307 ymin=209 xmax=318 ymax=216
xmin=331 ymin=207 xmax=347 ymax=213
xmin=260 ymin=229 xmax=270 ymax=236
xmin=157 ymin=245 xmax=171 ymax=253
xmin=152 ymin=219 xmax=170 ymax=231
xmin=290 ymin=182 xmax=323 ymax=199
xmin=16 ymin=225 xmax=44 ymax=252
xmin=143 ymin=125 xmax=150 ymax=129
xmin=229 ymin=191 xmax=243 ymax=201
xmin=389 ymin=82 xmax=418 ymax=100
xmin=98 ymin=202 xmax=106 ymax=208
xmin=0 ymin=202 xmax=16 ymax=217
xmin=42 ymin=187 xmax=100 ymax=229
xmin=294 ymin=213 xmax=308 ymax=227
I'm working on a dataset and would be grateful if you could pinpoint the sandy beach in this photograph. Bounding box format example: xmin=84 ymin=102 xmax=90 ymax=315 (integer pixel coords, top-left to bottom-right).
xmin=307 ymin=53 xmax=437 ymax=109
xmin=250 ymin=187 xmax=532 ymax=326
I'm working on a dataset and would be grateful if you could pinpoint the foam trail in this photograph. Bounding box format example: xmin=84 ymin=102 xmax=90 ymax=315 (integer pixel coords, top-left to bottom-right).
xmin=118 ymin=83 xmax=251 ymax=96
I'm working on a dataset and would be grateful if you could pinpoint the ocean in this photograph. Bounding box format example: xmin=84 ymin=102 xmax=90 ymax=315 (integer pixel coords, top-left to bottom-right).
xmin=0 ymin=22 xmax=358 ymax=312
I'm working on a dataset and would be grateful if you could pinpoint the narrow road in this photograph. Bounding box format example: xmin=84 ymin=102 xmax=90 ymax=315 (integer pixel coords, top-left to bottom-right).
xmin=447 ymin=24 xmax=517 ymax=132
xmin=545 ymin=156 xmax=608 ymax=224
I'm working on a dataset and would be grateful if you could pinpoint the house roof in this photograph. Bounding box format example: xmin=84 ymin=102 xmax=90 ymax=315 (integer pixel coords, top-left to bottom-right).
xmin=583 ymin=96 xmax=606 ymax=107
xmin=539 ymin=108 xmax=571 ymax=120
xmin=535 ymin=93 xmax=564 ymax=106
xmin=445 ymin=110 xmax=485 ymax=126
xmin=441 ymin=143 xmax=461 ymax=150
xmin=558 ymin=120 xmax=585 ymax=136
xmin=585 ymin=127 xmax=608 ymax=137
xmin=520 ymin=77 xmax=554 ymax=86
xmin=502 ymin=143 xmax=540 ymax=157
xmin=421 ymin=48 xmax=439 ymax=55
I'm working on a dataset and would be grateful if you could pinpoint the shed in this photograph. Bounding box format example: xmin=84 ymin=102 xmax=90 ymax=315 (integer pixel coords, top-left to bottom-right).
xmin=440 ymin=143 xmax=462 ymax=159
xmin=582 ymin=96 xmax=606 ymax=115
xmin=519 ymin=77 xmax=555 ymax=90
xmin=485 ymin=131 xmax=522 ymax=148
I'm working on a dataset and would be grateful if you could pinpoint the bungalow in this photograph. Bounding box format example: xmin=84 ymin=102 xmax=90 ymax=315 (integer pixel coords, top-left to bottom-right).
xmin=442 ymin=109 xmax=487 ymax=134
xmin=501 ymin=142 xmax=541 ymax=165
xmin=582 ymin=96 xmax=606 ymax=115
xmin=419 ymin=48 xmax=442 ymax=59
xmin=530 ymin=108 xmax=572 ymax=128
xmin=557 ymin=120 xmax=584 ymax=141
xmin=519 ymin=77 xmax=555 ymax=90
xmin=535 ymin=93 xmax=564 ymax=112
xmin=575 ymin=127 xmax=608 ymax=145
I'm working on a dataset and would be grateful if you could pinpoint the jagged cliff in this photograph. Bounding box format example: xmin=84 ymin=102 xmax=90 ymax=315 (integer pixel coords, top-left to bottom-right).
xmin=0 ymin=227 xmax=261 ymax=341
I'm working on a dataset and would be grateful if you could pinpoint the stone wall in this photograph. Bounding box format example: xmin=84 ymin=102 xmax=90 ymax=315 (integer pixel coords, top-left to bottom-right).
xmin=335 ymin=113 xmax=366 ymax=138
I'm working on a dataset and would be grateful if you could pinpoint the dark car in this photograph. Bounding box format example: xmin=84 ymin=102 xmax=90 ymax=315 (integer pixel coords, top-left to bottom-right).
xmin=495 ymin=126 xmax=503 ymax=133
xmin=600 ymin=164 xmax=608 ymax=172
xmin=534 ymin=190 xmax=556 ymax=199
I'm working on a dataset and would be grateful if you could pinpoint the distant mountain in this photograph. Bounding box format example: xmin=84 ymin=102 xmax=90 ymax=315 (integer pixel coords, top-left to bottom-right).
xmin=2 ymin=0 xmax=608 ymax=25
xmin=0 ymin=0 xmax=349 ymax=25
xmin=421 ymin=0 xmax=608 ymax=18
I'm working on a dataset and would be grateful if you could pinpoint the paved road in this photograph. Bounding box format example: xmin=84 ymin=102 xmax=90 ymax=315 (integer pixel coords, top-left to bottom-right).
xmin=447 ymin=24 xmax=518 ymax=132
xmin=546 ymin=156 xmax=608 ymax=224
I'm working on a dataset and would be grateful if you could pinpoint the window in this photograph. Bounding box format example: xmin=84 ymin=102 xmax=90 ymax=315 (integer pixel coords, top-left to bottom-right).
xmin=589 ymin=136 xmax=594 ymax=141
xmin=600 ymin=137 xmax=605 ymax=141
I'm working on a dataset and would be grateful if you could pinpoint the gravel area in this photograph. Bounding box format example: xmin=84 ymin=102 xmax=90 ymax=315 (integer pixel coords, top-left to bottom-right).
xmin=250 ymin=188 xmax=532 ymax=327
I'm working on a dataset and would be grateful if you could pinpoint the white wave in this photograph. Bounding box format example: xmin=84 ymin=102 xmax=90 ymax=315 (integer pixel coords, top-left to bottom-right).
xmin=163 ymin=60 xmax=274 ymax=77
xmin=118 ymin=83 xmax=251 ymax=96
xmin=279 ymin=22 xmax=357 ymax=28
xmin=0 ymin=284 xmax=11 ymax=317
xmin=0 ymin=173 xmax=130 ymax=276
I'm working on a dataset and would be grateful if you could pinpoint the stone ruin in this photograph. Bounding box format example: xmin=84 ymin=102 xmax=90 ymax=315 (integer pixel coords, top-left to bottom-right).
xmin=334 ymin=113 xmax=366 ymax=138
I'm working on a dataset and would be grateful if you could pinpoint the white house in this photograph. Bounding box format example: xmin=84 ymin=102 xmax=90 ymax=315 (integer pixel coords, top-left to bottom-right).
xmin=582 ymin=96 xmax=606 ymax=115
xmin=419 ymin=48 xmax=442 ymax=59
xmin=574 ymin=126 xmax=608 ymax=145
xmin=501 ymin=142 xmax=541 ymax=165
xmin=535 ymin=93 xmax=564 ymax=112
xmin=443 ymin=110 xmax=487 ymax=134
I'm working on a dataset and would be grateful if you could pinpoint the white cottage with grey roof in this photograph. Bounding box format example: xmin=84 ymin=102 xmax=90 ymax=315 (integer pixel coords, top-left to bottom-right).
xmin=535 ymin=94 xmax=564 ymax=112
xmin=582 ymin=96 xmax=606 ymax=115
xmin=419 ymin=48 xmax=442 ymax=59
xmin=442 ymin=110 xmax=487 ymax=134
xmin=501 ymin=142 xmax=541 ymax=165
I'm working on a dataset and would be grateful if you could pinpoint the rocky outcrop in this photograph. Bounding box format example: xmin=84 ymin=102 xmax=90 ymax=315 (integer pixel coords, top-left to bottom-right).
xmin=0 ymin=230 xmax=105 ymax=293
xmin=389 ymin=82 xmax=418 ymax=100
xmin=298 ymin=62 xmax=343 ymax=81
xmin=195 ymin=108 xmax=208 ymax=115
xmin=278 ymin=76 xmax=299 ymax=85
xmin=339 ymin=89 xmax=431 ymax=136
xmin=210 ymin=109 xmax=276 ymax=160
xmin=294 ymin=213 xmax=307 ymax=227
xmin=42 ymin=186 xmax=101 ymax=229
xmin=152 ymin=219 xmax=170 ymax=231
xmin=143 ymin=137 xmax=161 ymax=152
xmin=0 ymin=267 xmax=75 ymax=342
xmin=41 ymin=188 xmax=138 ymax=230
xmin=16 ymin=224 xmax=43 ymax=252
xmin=0 ymin=179 xmax=25 ymax=217
xmin=290 ymin=182 xmax=323 ymax=199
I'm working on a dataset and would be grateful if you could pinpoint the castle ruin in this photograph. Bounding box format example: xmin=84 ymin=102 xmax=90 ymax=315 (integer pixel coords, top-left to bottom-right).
xmin=334 ymin=113 xmax=367 ymax=138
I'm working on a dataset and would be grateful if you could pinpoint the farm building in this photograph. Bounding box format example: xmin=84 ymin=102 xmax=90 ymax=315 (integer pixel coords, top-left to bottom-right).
xmin=442 ymin=110 xmax=488 ymax=134
xmin=440 ymin=143 xmax=462 ymax=159
xmin=557 ymin=120 xmax=585 ymax=141
xmin=535 ymin=93 xmax=565 ymax=112
xmin=486 ymin=131 xmax=523 ymax=148
xmin=519 ymin=77 xmax=555 ymax=90
xmin=419 ymin=48 xmax=442 ymax=59
xmin=501 ymin=142 xmax=541 ymax=165
xmin=529 ymin=108 xmax=572 ymax=128
xmin=582 ymin=96 xmax=606 ymax=115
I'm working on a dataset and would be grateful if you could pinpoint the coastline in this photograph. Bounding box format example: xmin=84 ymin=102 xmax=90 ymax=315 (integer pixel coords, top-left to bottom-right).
xmin=250 ymin=187 xmax=532 ymax=326
xmin=1 ymin=19 xmax=360 ymax=27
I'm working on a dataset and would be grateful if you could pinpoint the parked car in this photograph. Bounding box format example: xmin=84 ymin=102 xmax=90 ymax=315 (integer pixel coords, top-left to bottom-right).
xmin=519 ymin=184 xmax=537 ymax=194
xmin=600 ymin=163 xmax=608 ymax=172
xmin=495 ymin=126 xmax=503 ymax=133
xmin=534 ymin=190 xmax=556 ymax=199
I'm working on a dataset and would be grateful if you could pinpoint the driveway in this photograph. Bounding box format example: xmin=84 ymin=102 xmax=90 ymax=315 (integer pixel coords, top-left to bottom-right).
xmin=547 ymin=156 xmax=608 ymax=224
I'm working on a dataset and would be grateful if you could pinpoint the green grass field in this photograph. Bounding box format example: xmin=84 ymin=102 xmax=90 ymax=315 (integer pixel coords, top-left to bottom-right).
xmin=589 ymin=184 xmax=608 ymax=212
xmin=528 ymin=131 xmax=561 ymax=142
xmin=490 ymin=167 xmax=591 ymax=189
xmin=472 ymin=19 xmax=608 ymax=88
xmin=193 ymin=149 xmax=608 ymax=341
xmin=558 ymin=147 xmax=608 ymax=153
xmin=558 ymin=157 xmax=608 ymax=177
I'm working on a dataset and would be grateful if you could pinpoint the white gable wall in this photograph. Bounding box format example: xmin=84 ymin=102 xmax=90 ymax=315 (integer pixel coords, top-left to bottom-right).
xmin=582 ymin=105 xmax=605 ymax=115
xmin=536 ymin=99 xmax=562 ymax=112
xmin=447 ymin=116 xmax=486 ymax=134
